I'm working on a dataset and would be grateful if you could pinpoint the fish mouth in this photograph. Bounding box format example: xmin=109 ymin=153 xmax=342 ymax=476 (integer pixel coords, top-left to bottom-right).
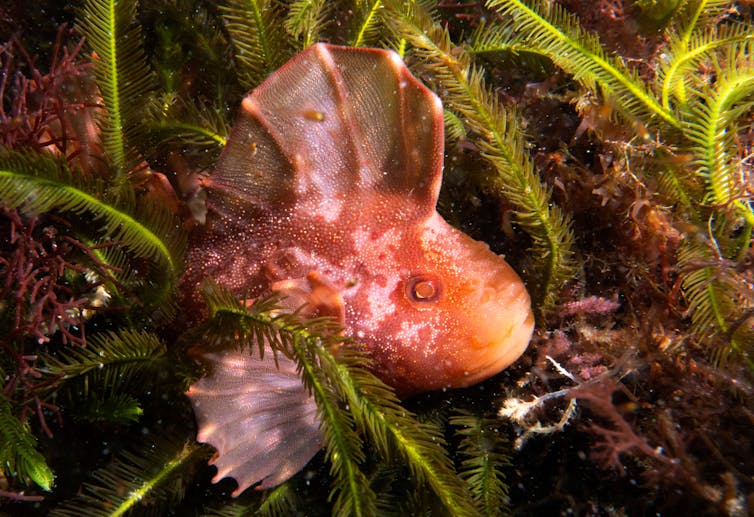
xmin=469 ymin=314 xmax=534 ymax=384
xmin=455 ymin=289 xmax=535 ymax=387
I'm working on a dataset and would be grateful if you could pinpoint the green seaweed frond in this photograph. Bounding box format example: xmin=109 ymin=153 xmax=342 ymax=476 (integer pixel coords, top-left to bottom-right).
xmin=349 ymin=0 xmax=385 ymax=47
xmin=199 ymin=282 xmax=477 ymax=517
xmin=0 ymin=150 xmax=185 ymax=313
xmin=0 ymin=393 xmax=55 ymax=492
xmin=654 ymin=0 xmax=733 ymax=108
xmin=284 ymin=0 xmax=331 ymax=49
xmin=204 ymin=483 xmax=301 ymax=517
xmin=670 ymin=0 xmax=730 ymax=51
xmin=653 ymin=153 xmax=703 ymax=220
xmin=78 ymin=0 xmax=156 ymax=182
xmin=451 ymin=410 xmax=512 ymax=517
xmin=468 ymin=19 xmax=553 ymax=75
xmin=140 ymin=0 xmax=234 ymax=101
xmin=387 ymin=1 xmax=576 ymax=310
xmin=485 ymin=0 xmax=680 ymax=128
xmin=683 ymin=41 xmax=754 ymax=225
xmin=256 ymin=483 xmax=302 ymax=517
xmin=677 ymin=234 xmax=754 ymax=366
xmin=294 ymin=334 xmax=375 ymax=517
xmin=148 ymin=94 xmax=230 ymax=150
xmin=331 ymin=352 xmax=476 ymax=517
xmin=70 ymin=393 xmax=144 ymax=425
xmin=444 ymin=109 xmax=468 ymax=142
xmin=469 ymin=18 xmax=532 ymax=56
xmin=38 ymin=330 xmax=167 ymax=425
xmin=659 ymin=20 xmax=754 ymax=110
xmin=221 ymin=0 xmax=289 ymax=89
xmin=40 ymin=330 xmax=168 ymax=395
xmin=50 ymin=437 xmax=208 ymax=517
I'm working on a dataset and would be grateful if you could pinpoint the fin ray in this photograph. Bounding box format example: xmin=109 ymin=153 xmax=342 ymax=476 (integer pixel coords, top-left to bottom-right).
xmin=207 ymin=44 xmax=444 ymax=221
xmin=187 ymin=348 xmax=322 ymax=495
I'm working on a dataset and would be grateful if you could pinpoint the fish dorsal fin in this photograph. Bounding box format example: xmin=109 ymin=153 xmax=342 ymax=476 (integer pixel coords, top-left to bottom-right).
xmin=186 ymin=348 xmax=322 ymax=495
xmin=208 ymin=43 xmax=444 ymax=220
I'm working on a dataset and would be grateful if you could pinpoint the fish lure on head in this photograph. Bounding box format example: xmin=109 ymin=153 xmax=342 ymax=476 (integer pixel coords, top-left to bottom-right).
xmin=182 ymin=43 xmax=534 ymax=496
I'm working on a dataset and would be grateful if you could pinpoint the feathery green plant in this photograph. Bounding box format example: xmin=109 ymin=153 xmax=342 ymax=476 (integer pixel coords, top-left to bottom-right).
xmin=451 ymin=411 xmax=512 ymax=517
xmin=0 ymin=152 xmax=179 ymax=271
xmin=658 ymin=0 xmax=732 ymax=108
xmin=50 ymin=438 xmax=208 ymax=517
xmin=0 ymin=149 xmax=182 ymax=495
xmin=140 ymin=0 xmax=235 ymax=103
xmin=473 ymin=0 xmax=753 ymax=224
xmin=147 ymin=95 xmax=230 ymax=155
xmin=664 ymin=8 xmax=753 ymax=361
xmin=483 ymin=0 xmax=680 ymax=128
xmin=221 ymin=0 xmax=289 ymax=89
xmin=78 ymin=0 xmax=155 ymax=183
xmin=0 ymin=393 xmax=55 ymax=492
xmin=69 ymin=393 xmax=144 ymax=425
xmin=254 ymin=484 xmax=302 ymax=517
xmin=204 ymin=483 xmax=301 ymax=517
xmin=284 ymin=0 xmax=331 ymax=49
xmin=659 ymin=21 xmax=754 ymax=111
xmin=677 ymin=236 xmax=752 ymax=365
xmin=201 ymin=290 xmax=375 ymax=517
xmin=683 ymin=41 xmax=754 ymax=225
xmin=0 ymin=143 xmax=183 ymax=497
xmin=40 ymin=330 xmax=168 ymax=397
xmin=349 ymin=0 xmax=385 ymax=47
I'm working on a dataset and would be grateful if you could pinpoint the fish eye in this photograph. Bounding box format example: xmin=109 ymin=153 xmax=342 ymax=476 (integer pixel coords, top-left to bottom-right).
xmin=404 ymin=273 xmax=443 ymax=305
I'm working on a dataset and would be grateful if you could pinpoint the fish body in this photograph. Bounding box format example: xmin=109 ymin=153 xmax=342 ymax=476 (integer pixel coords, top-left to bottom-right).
xmin=183 ymin=44 xmax=534 ymax=495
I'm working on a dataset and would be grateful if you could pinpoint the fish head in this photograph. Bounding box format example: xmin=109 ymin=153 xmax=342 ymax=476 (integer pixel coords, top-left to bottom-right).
xmin=344 ymin=210 xmax=534 ymax=397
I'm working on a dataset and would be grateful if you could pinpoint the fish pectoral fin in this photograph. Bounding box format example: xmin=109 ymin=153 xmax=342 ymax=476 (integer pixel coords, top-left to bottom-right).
xmin=186 ymin=348 xmax=322 ymax=495
xmin=270 ymin=271 xmax=345 ymax=326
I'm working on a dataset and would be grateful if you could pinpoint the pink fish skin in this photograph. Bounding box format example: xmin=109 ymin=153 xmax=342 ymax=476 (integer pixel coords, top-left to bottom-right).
xmin=183 ymin=43 xmax=534 ymax=495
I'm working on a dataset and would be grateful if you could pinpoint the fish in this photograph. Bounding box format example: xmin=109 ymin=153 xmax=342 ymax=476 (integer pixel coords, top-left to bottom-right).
xmin=182 ymin=43 xmax=534 ymax=496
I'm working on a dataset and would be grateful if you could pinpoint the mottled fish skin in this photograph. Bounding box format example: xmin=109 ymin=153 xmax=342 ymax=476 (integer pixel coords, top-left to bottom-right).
xmin=183 ymin=44 xmax=534 ymax=495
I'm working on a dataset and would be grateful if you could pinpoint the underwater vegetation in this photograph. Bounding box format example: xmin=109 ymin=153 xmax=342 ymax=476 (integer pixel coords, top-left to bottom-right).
xmin=0 ymin=0 xmax=751 ymax=515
